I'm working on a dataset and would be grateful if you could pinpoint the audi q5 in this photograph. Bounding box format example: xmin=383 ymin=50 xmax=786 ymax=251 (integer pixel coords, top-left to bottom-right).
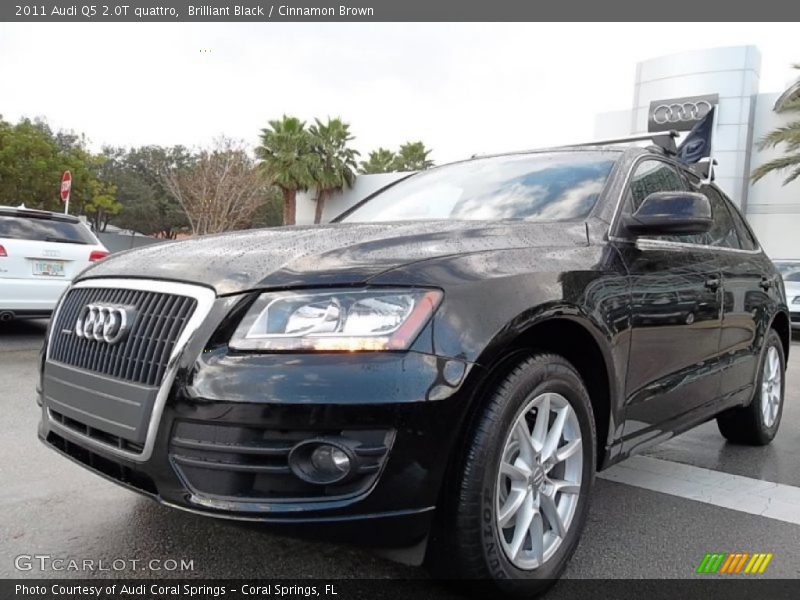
xmin=37 ymin=139 xmax=790 ymax=596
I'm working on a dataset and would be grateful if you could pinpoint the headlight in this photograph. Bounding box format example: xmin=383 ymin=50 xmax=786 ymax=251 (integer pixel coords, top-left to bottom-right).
xmin=793 ymin=296 xmax=800 ymax=305
xmin=229 ymin=288 xmax=443 ymax=351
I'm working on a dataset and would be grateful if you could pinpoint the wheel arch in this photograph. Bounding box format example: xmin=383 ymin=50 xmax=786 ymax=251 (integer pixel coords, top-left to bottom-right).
xmin=770 ymin=310 xmax=791 ymax=361
xmin=428 ymin=312 xmax=620 ymax=559
xmin=462 ymin=311 xmax=619 ymax=471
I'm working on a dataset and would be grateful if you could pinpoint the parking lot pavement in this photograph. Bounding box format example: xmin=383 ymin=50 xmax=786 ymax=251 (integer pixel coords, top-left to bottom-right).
xmin=1 ymin=327 xmax=799 ymax=586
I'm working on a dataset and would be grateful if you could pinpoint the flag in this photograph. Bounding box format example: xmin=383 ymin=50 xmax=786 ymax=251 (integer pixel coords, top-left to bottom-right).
xmin=677 ymin=107 xmax=715 ymax=164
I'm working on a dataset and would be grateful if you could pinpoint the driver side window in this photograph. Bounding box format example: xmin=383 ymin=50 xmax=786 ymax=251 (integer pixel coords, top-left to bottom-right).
xmin=628 ymin=160 xmax=685 ymax=211
xmin=621 ymin=159 xmax=704 ymax=244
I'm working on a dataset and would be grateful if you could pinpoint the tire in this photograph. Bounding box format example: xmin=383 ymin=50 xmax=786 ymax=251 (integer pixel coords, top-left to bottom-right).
xmin=717 ymin=329 xmax=785 ymax=445
xmin=429 ymin=353 xmax=596 ymax=598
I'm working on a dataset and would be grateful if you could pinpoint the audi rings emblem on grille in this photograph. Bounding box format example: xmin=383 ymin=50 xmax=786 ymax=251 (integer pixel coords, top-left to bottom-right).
xmin=74 ymin=304 xmax=136 ymax=344
xmin=652 ymin=101 xmax=713 ymax=124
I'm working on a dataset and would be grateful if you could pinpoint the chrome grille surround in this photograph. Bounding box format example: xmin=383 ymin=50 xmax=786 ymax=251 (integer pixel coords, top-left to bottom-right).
xmin=45 ymin=278 xmax=216 ymax=462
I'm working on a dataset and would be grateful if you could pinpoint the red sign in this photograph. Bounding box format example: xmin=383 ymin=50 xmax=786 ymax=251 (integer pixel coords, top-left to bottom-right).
xmin=60 ymin=171 xmax=72 ymax=202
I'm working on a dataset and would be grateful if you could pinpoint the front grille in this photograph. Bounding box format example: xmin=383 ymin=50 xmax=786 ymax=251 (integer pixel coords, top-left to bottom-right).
xmin=791 ymin=313 xmax=800 ymax=324
xmin=169 ymin=420 xmax=393 ymax=503
xmin=49 ymin=287 xmax=197 ymax=387
xmin=49 ymin=409 xmax=144 ymax=453
xmin=46 ymin=431 xmax=158 ymax=496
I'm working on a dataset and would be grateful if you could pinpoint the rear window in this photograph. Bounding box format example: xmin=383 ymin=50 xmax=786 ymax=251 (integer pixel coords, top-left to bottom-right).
xmin=0 ymin=215 xmax=95 ymax=244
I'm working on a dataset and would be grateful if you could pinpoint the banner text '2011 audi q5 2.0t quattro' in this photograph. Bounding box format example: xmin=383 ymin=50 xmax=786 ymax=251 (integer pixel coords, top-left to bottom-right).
xmin=38 ymin=133 xmax=790 ymax=597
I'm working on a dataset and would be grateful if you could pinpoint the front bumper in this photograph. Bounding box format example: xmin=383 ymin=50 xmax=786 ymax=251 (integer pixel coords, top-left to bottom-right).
xmin=790 ymin=309 xmax=800 ymax=329
xmin=38 ymin=347 xmax=478 ymax=546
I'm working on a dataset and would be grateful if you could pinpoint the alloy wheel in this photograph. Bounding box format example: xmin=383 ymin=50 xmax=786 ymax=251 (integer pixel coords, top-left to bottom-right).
xmin=761 ymin=346 xmax=782 ymax=428
xmin=495 ymin=392 xmax=583 ymax=570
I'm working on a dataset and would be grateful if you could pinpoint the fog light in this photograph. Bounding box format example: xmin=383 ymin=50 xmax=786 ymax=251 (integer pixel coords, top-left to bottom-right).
xmin=288 ymin=440 xmax=355 ymax=485
xmin=311 ymin=445 xmax=350 ymax=475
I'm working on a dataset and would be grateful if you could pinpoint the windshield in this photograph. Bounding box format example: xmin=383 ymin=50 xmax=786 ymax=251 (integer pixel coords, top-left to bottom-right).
xmin=0 ymin=215 xmax=96 ymax=244
xmin=339 ymin=152 xmax=616 ymax=223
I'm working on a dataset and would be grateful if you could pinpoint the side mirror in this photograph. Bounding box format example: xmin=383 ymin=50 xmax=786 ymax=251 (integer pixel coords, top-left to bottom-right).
xmin=623 ymin=191 xmax=712 ymax=236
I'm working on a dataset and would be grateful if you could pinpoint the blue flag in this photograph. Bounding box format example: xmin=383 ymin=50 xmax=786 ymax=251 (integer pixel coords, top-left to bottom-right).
xmin=678 ymin=107 xmax=715 ymax=164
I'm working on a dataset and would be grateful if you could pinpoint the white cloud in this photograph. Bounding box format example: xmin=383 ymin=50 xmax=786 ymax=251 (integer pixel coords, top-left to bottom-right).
xmin=0 ymin=22 xmax=797 ymax=163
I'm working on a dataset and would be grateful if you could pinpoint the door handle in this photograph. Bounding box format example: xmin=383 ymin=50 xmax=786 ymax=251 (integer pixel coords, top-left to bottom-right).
xmin=704 ymin=277 xmax=721 ymax=291
xmin=759 ymin=277 xmax=773 ymax=291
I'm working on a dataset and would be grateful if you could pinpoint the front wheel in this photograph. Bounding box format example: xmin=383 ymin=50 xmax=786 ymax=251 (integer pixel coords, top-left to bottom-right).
xmin=429 ymin=353 xmax=596 ymax=597
xmin=717 ymin=329 xmax=785 ymax=445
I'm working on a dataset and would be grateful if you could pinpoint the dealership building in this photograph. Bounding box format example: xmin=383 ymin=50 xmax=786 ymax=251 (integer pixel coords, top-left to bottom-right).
xmin=595 ymin=45 xmax=799 ymax=260
xmin=299 ymin=45 xmax=798 ymax=259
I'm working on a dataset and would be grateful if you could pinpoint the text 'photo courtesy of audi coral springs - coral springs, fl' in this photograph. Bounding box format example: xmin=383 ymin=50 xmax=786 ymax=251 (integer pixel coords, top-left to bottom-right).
xmin=37 ymin=138 xmax=791 ymax=598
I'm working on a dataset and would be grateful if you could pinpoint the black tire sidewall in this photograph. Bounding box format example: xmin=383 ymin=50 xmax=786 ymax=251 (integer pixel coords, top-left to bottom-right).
xmin=754 ymin=330 xmax=786 ymax=439
xmin=471 ymin=357 xmax=596 ymax=589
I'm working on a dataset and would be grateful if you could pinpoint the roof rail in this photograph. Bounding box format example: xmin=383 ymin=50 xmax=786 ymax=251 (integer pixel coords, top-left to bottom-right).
xmin=567 ymin=130 xmax=679 ymax=155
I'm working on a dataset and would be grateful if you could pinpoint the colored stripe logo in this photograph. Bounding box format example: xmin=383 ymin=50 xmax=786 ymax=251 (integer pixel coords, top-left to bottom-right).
xmin=696 ymin=552 xmax=773 ymax=574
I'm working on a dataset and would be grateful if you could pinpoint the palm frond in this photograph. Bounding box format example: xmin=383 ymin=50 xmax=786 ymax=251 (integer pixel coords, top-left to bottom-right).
xmin=784 ymin=164 xmax=800 ymax=184
xmin=757 ymin=120 xmax=800 ymax=151
xmin=751 ymin=153 xmax=800 ymax=183
xmin=776 ymin=97 xmax=800 ymax=114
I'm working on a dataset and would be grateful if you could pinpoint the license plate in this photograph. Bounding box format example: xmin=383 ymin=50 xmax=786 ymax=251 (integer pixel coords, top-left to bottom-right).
xmin=32 ymin=260 xmax=65 ymax=277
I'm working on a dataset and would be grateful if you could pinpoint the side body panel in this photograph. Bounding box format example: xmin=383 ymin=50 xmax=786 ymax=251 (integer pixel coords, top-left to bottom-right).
xmin=615 ymin=241 xmax=723 ymax=453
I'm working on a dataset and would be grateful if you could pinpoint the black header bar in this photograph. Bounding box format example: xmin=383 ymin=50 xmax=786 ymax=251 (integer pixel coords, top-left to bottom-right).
xmin=3 ymin=1 xmax=800 ymax=22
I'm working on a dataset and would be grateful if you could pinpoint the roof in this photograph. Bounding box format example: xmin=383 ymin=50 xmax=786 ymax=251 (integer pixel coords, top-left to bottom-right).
xmin=469 ymin=131 xmax=679 ymax=163
xmin=0 ymin=205 xmax=80 ymax=222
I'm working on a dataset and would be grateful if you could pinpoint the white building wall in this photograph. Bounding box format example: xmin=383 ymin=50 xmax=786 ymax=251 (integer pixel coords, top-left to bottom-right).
xmin=632 ymin=45 xmax=760 ymax=206
xmin=594 ymin=45 xmax=799 ymax=259
xmin=746 ymin=92 xmax=800 ymax=259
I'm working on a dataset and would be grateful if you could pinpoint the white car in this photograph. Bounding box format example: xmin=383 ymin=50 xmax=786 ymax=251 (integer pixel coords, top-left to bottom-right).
xmin=0 ymin=206 xmax=108 ymax=321
xmin=774 ymin=259 xmax=800 ymax=330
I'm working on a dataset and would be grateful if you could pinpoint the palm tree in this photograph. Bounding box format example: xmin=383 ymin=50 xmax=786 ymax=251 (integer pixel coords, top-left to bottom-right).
xmin=359 ymin=148 xmax=397 ymax=174
xmin=752 ymin=65 xmax=800 ymax=185
xmin=392 ymin=141 xmax=434 ymax=171
xmin=256 ymin=115 xmax=316 ymax=225
xmin=308 ymin=118 xmax=359 ymax=224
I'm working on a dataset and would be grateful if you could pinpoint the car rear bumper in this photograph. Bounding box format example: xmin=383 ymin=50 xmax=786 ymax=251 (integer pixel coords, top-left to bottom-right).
xmin=0 ymin=277 xmax=70 ymax=314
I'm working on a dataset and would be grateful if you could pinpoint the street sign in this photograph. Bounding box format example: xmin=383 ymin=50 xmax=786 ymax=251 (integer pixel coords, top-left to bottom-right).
xmin=60 ymin=170 xmax=72 ymax=214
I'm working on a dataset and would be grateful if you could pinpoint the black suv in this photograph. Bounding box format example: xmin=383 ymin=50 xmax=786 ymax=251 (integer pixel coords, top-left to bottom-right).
xmin=38 ymin=137 xmax=790 ymax=596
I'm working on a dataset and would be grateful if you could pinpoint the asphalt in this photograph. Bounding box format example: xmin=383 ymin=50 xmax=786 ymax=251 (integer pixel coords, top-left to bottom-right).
xmin=1 ymin=320 xmax=799 ymax=589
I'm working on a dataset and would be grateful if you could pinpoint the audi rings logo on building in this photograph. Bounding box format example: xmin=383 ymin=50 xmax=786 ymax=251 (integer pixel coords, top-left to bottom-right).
xmin=74 ymin=304 xmax=136 ymax=344
xmin=652 ymin=100 xmax=713 ymax=125
xmin=648 ymin=94 xmax=718 ymax=132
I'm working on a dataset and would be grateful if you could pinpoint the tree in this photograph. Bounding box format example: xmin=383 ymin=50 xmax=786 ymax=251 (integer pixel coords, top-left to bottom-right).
xmin=0 ymin=117 xmax=95 ymax=213
xmin=256 ymin=116 xmax=316 ymax=225
xmin=392 ymin=141 xmax=434 ymax=171
xmin=161 ymin=137 xmax=270 ymax=235
xmin=248 ymin=186 xmax=285 ymax=229
xmin=101 ymin=145 xmax=192 ymax=238
xmin=359 ymin=148 xmax=397 ymax=174
xmin=752 ymin=65 xmax=800 ymax=185
xmin=83 ymin=177 xmax=121 ymax=232
xmin=358 ymin=142 xmax=435 ymax=174
xmin=309 ymin=117 xmax=359 ymax=223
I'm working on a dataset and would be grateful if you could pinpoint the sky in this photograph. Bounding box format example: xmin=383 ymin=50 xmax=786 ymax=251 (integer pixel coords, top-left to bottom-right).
xmin=0 ymin=22 xmax=798 ymax=164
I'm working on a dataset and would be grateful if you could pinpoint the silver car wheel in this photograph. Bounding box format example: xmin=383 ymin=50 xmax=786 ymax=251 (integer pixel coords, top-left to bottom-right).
xmin=495 ymin=392 xmax=583 ymax=570
xmin=761 ymin=345 xmax=782 ymax=428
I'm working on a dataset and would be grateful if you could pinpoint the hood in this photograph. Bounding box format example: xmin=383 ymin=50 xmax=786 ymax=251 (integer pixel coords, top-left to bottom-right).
xmin=79 ymin=220 xmax=589 ymax=295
